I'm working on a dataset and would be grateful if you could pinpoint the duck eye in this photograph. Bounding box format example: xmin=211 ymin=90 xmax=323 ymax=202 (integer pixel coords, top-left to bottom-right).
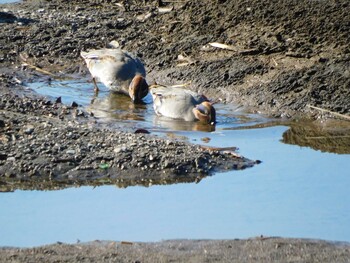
xmin=86 ymin=54 xmax=99 ymax=60
xmin=196 ymin=104 xmax=208 ymax=115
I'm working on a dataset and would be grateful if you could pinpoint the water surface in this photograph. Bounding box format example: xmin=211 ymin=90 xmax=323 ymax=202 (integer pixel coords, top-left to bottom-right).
xmin=0 ymin=0 xmax=18 ymax=4
xmin=0 ymin=79 xmax=349 ymax=247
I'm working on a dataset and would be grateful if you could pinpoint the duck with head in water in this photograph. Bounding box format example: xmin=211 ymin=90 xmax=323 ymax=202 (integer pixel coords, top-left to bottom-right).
xmin=81 ymin=43 xmax=149 ymax=104
xmin=150 ymin=84 xmax=216 ymax=125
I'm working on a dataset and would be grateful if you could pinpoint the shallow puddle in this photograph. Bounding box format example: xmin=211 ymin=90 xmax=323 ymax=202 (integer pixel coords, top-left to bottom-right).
xmin=27 ymin=78 xmax=269 ymax=132
xmin=0 ymin=78 xmax=349 ymax=247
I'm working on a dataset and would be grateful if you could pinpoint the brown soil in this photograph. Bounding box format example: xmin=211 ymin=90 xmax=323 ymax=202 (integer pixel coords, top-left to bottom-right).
xmin=1 ymin=0 xmax=349 ymax=118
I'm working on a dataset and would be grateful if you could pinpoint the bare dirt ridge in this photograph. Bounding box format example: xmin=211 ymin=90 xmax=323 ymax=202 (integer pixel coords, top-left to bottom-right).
xmin=1 ymin=0 xmax=350 ymax=261
xmin=0 ymin=0 xmax=349 ymax=117
xmin=1 ymin=238 xmax=350 ymax=263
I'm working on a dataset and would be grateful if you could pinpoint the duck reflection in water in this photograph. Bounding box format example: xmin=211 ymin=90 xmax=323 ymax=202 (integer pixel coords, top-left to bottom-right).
xmin=88 ymin=92 xmax=151 ymax=122
xmin=152 ymin=116 xmax=216 ymax=132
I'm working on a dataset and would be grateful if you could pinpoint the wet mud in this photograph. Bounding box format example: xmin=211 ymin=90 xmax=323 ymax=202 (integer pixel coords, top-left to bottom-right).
xmin=0 ymin=89 xmax=258 ymax=192
xmin=1 ymin=0 xmax=349 ymax=117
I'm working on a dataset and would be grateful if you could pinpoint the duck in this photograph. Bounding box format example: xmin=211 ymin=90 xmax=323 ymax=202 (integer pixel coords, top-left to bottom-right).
xmin=150 ymin=84 xmax=216 ymax=125
xmin=80 ymin=46 xmax=149 ymax=104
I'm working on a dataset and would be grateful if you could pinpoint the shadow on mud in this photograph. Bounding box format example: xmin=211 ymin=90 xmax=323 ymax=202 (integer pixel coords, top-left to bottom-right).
xmin=0 ymin=11 xmax=35 ymax=24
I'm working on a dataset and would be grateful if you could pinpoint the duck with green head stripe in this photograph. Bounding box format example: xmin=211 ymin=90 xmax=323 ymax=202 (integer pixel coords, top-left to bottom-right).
xmin=150 ymin=84 xmax=216 ymax=125
xmin=81 ymin=45 xmax=149 ymax=104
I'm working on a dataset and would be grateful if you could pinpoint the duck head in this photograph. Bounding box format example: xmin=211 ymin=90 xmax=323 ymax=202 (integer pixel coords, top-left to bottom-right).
xmin=193 ymin=101 xmax=216 ymax=125
xmin=129 ymin=75 xmax=149 ymax=103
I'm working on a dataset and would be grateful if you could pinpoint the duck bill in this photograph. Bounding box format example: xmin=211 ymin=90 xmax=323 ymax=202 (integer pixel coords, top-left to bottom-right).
xmin=129 ymin=75 xmax=149 ymax=103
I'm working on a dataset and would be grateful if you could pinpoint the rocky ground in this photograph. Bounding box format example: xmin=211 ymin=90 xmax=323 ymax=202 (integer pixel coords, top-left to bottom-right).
xmin=0 ymin=238 xmax=350 ymax=263
xmin=0 ymin=0 xmax=350 ymax=261
xmin=0 ymin=85 xmax=259 ymax=191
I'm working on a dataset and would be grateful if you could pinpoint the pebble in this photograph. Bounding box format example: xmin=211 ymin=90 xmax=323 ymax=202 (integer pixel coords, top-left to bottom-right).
xmin=114 ymin=146 xmax=127 ymax=153
xmin=55 ymin=97 xmax=62 ymax=104
xmin=71 ymin=101 xmax=78 ymax=108
xmin=66 ymin=149 xmax=76 ymax=155
xmin=24 ymin=125 xmax=35 ymax=134
xmin=201 ymin=137 xmax=211 ymax=143
xmin=7 ymin=157 xmax=16 ymax=162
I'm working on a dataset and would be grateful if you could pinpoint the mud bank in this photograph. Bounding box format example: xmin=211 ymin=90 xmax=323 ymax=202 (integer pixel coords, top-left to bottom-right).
xmin=0 ymin=0 xmax=349 ymax=118
xmin=1 ymin=238 xmax=350 ymax=263
xmin=0 ymin=88 xmax=258 ymax=191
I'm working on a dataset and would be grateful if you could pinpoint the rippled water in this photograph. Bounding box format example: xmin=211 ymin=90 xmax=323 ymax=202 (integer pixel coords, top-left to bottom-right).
xmin=26 ymin=79 xmax=269 ymax=131
xmin=0 ymin=78 xmax=349 ymax=247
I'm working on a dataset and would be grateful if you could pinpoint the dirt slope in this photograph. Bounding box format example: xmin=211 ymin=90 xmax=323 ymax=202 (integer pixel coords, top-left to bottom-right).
xmin=0 ymin=0 xmax=349 ymax=117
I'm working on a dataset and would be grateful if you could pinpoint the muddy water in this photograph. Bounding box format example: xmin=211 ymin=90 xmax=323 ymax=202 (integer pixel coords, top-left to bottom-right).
xmin=27 ymin=78 xmax=268 ymax=132
xmin=0 ymin=79 xmax=349 ymax=247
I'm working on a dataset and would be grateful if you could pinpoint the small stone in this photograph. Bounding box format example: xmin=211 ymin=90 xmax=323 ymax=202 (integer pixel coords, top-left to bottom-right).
xmin=24 ymin=125 xmax=35 ymax=134
xmin=0 ymin=153 xmax=8 ymax=160
xmin=195 ymin=157 xmax=205 ymax=168
xmin=76 ymin=109 xmax=84 ymax=117
xmin=134 ymin=128 xmax=150 ymax=134
xmin=5 ymin=172 xmax=15 ymax=178
xmin=55 ymin=97 xmax=62 ymax=104
xmin=114 ymin=147 xmax=122 ymax=153
xmin=163 ymin=160 xmax=173 ymax=168
xmin=319 ymin=57 xmax=328 ymax=63
xmin=66 ymin=150 xmax=76 ymax=155
xmin=23 ymin=148 xmax=33 ymax=154
xmin=114 ymin=146 xmax=127 ymax=153
xmin=71 ymin=101 xmax=79 ymax=108
xmin=201 ymin=137 xmax=211 ymax=143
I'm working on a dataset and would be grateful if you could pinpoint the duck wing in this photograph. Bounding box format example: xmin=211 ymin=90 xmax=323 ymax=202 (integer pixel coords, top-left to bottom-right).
xmin=81 ymin=48 xmax=146 ymax=90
